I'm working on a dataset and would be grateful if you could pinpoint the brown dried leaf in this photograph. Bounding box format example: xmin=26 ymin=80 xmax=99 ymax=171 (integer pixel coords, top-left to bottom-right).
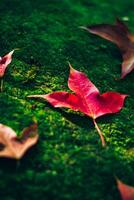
xmin=81 ymin=19 xmax=134 ymax=78
xmin=0 ymin=123 xmax=38 ymax=159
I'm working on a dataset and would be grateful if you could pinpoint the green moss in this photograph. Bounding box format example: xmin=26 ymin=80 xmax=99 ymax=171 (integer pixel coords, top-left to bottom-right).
xmin=0 ymin=0 xmax=133 ymax=199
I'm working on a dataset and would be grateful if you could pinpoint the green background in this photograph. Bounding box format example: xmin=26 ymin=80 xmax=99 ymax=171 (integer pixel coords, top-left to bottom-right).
xmin=0 ymin=0 xmax=133 ymax=199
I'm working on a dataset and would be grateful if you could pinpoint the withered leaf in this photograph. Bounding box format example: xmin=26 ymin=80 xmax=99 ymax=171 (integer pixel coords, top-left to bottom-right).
xmin=0 ymin=123 xmax=38 ymax=159
xmin=81 ymin=19 xmax=134 ymax=78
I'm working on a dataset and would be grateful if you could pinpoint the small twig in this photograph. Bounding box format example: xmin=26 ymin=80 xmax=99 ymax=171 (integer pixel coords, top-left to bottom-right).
xmin=93 ymin=118 xmax=106 ymax=147
xmin=79 ymin=26 xmax=89 ymax=31
xmin=16 ymin=159 xmax=20 ymax=169
xmin=0 ymin=78 xmax=3 ymax=92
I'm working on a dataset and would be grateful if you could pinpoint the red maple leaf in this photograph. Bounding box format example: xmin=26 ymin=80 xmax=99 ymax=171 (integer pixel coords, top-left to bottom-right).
xmin=117 ymin=178 xmax=134 ymax=200
xmin=0 ymin=50 xmax=15 ymax=78
xmin=28 ymin=64 xmax=127 ymax=146
xmin=81 ymin=18 xmax=134 ymax=78
xmin=0 ymin=49 xmax=16 ymax=92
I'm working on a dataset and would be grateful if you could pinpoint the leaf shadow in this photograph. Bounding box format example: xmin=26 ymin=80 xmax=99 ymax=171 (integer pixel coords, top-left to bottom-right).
xmin=0 ymin=144 xmax=40 ymax=172
xmin=59 ymin=109 xmax=94 ymax=130
xmin=0 ymin=158 xmax=20 ymax=172
xmin=44 ymin=102 xmax=115 ymax=131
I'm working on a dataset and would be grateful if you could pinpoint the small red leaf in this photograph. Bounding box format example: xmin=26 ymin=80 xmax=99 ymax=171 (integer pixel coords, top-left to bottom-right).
xmin=28 ymin=65 xmax=127 ymax=146
xmin=0 ymin=50 xmax=15 ymax=77
xmin=81 ymin=19 xmax=134 ymax=78
xmin=0 ymin=123 xmax=38 ymax=159
xmin=117 ymin=179 xmax=134 ymax=200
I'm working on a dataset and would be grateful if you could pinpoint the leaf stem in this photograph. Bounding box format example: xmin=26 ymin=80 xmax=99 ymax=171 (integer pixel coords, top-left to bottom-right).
xmin=0 ymin=78 xmax=3 ymax=92
xmin=16 ymin=159 xmax=20 ymax=169
xmin=93 ymin=118 xmax=106 ymax=147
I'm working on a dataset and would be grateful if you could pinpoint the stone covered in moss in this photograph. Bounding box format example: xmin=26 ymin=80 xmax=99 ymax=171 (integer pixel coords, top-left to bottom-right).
xmin=0 ymin=0 xmax=133 ymax=199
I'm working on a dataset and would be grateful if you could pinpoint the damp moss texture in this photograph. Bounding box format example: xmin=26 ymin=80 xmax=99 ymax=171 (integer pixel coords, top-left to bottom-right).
xmin=0 ymin=0 xmax=134 ymax=199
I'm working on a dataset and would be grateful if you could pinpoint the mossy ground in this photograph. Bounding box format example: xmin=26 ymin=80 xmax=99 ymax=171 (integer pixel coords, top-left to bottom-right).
xmin=0 ymin=0 xmax=134 ymax=199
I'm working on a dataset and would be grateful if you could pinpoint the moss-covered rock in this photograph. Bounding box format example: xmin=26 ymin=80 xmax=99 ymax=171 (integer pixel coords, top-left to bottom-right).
xmin=0 ymin=0 xmax=133 ymax=199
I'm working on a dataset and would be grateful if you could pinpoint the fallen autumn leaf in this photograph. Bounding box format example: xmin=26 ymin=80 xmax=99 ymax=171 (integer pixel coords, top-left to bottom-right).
xmin=28 ymin=64 xmax=127 ymax=147
xmin=0 ymin=49 xmax=17 ymax=91
xmin=117 ymin=178 xmax=134 ymax=200
xmin=0 ymin=123 xmax=38 ymax=159
xmin=81 ymin=18 xmax=134 ymax=78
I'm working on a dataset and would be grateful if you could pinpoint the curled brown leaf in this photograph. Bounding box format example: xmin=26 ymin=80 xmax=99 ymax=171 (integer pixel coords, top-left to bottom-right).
xmin=81 ymin=19 xmax=134 ymax=78
xmin=0 ymin=123 xmax=38 ymax=159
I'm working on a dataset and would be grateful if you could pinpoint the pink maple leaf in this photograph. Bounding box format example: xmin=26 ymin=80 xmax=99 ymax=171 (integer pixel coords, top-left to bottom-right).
xmin=117 ymin=178 xmax=134 ymax=200
xmin=28 ymin=64 xmax=127 ymax=146
xmin=0 ymin=50 xmax=15 ymax=78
